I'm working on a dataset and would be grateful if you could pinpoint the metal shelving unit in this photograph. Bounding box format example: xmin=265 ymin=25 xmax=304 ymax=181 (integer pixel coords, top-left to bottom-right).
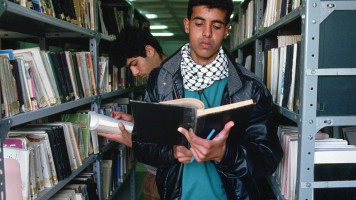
xmin=0 ymin=0 xmax=147 ymax=199
xmin=231 ymin=0 xmax=356 ymax=199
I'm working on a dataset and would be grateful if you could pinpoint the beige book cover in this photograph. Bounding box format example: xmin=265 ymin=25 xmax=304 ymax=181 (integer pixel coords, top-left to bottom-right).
xmin=14 ymin=48 xmax=57 ymax=105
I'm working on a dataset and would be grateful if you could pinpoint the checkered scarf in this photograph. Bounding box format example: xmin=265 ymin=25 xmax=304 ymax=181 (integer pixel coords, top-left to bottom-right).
xmin=180 ymin=43 xmax=228 ymax=91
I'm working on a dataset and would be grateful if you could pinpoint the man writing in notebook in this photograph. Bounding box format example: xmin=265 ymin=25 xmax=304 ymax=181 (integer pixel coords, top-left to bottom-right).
xmin=132 ymin=0 xmax=283 ymax=199
xmin=97 ymin=26 xmax=167 ymax=200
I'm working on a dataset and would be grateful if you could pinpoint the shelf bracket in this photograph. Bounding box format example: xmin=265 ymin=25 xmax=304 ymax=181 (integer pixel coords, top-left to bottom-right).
xmin=320 ymin=1 xmax=356 ymax=23
xmin=316 ymin=116 xmax=356 ymax=130
xmin=306 ymin=68 xmax=356 ymax=76
xmin=302 ymin=180 xmax=356 ymax=189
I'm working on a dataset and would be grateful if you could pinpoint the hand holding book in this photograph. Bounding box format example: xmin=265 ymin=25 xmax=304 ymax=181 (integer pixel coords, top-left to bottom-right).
xmin=97 ymin=123 xmax=133 ymax=148
xmin=90 ymin=112 xmax=134 ymax=148
xmin=175 ymin=121 xmax=235 ymax=163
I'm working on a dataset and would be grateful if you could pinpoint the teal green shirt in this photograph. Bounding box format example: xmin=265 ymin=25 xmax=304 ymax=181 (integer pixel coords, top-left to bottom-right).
xmin=182 ymin=78 xmax=228 ymax=200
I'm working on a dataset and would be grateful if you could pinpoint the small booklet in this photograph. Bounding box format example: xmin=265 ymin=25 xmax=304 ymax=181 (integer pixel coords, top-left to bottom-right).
xmin=89 ymin=112 xmax=134 ymax=134
xmin=131 ymin=98 xmax=255 ymax=146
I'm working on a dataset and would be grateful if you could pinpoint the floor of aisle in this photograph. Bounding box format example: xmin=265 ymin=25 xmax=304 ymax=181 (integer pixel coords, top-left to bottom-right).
xmin=112 ymin=162 xmax=146 ymax=200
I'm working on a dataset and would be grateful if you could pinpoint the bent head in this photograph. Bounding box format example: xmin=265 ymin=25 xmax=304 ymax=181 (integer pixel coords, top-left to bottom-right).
xmin=111 ymin=26 xmax=166 ymax=78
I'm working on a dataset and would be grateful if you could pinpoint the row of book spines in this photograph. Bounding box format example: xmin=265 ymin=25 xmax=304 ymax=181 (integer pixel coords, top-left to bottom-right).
xmin=49 ymin=172 xmax=98 ymax=200
xmin=260 ymin=0 xmax=301 ymax=29
xmin=231 ymin=0 xmax=302 ymax=47
xmin=0 ymin=50 xmax=110 ymax=118
xmin=11 ymin=0 xmax=96 ymax=31
xmin=4 ymin=122 xmax=96 ymax=199
xmin=264 ymin=37 xmax=301 ymax=113
xmin=102 ymin=146 xmax=134 ymax=199
xmin=4 ymin=126 xmax=74 ymax=199
xmin=274 ymin=125 xmax=356 ymax=200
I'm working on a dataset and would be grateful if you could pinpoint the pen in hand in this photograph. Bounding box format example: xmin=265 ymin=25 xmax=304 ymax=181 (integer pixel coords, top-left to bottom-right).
xmin=190 ymin=129 xmax=216 ymax=163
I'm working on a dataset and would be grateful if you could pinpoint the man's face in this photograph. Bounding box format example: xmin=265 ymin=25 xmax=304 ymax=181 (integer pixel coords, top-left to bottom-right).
xmin=184 ymin=5 xmax=230 ymax=65
xmin=126 ymin=56 xmax=154 ymax=79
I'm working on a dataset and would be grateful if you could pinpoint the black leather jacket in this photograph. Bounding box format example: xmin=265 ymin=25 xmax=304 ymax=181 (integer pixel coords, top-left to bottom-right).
xmin=132 ymin=48 xmax=283 ymax=200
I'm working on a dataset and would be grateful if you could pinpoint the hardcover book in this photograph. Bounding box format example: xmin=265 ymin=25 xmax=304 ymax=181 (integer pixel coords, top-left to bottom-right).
xmin=131 ymin=98 xmax=255 ymax=147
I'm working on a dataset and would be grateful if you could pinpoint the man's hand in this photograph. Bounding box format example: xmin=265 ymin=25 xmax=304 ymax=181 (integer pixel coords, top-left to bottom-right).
xmin=97 ymin=122 xmax=132 ymax=148
xmin=110 ymin=111 xmax=134 ymax=123
xmin=173 ymin=145 xmax=193 ymax=164
xmin=178 ymin=121 xmax=234 ymax=163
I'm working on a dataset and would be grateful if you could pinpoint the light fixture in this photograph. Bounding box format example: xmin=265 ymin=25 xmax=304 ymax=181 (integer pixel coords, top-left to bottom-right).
xmin=151 ymin=32 xmax=174 ymax=36
xmin=232 ymin=0 xmax=244 ymax=2
xmin=150 ymin=25 xmax=168 ymax=29
xmin=145 ymin=14 xmax=158 ymax=19
xmin=230 ymin=14 xmax=234 ymax=19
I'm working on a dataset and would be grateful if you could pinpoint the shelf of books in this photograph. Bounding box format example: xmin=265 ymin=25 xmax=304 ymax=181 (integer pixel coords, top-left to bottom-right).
xmin=36 ymin=154 xmax=97 ymax=200
xmin=230 ymin=0 xmax=356 ymax=199
xmin=0 ymin=0 xmax=95 ymax=37
xmin=0 ymin=0 xmax=148 ymax=199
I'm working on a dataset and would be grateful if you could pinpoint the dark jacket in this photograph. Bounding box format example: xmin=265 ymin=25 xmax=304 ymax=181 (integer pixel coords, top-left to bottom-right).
xmin=132 ymin=48 xmax=283 ymax=200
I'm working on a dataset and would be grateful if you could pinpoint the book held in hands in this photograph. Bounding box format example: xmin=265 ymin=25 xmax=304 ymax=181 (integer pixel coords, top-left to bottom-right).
xmin=89 ymin=112 xmax=134 ymax=134
xmin=131 ymin=98 xmax=255 ymax=147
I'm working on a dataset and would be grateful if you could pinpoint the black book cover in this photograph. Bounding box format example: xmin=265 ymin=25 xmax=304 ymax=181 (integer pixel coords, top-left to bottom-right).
xmin=101 ymin=5 xmax=119 ymax=35
xmin=282 ymin=44 xmax=294 ymax=107
xmin=47 ymin=53 xmax=64 ymax=102
xmin=55 ymin=126 xmax=72 ymax=178
xmin=51 ymin=0 xmax=65 ymax=20
xmin=58 ymin=52 xmax=75 ymax=101
xmin=10 ymin=59 xmax=25 ymax=107
xmin=263 ymin=38 xmax=271 ymax=85
xmin=50 ymin=52 xmax=68 ymax=102
xmin=131 ymin=99 xmax=255 ymax=147
xmin=45 ymin=127 xmax=65 ymax=180
xmin=280 ymin=0 xmax=287 ymax=18
xmin=71 ymin=53 xmax=85 ymax=99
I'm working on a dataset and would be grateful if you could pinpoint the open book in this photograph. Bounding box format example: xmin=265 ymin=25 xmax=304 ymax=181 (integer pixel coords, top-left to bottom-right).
xmin=89 ymin=112 xmax=134 ymax=134
xmin=131 ymin=98 xmax=255 ymax=146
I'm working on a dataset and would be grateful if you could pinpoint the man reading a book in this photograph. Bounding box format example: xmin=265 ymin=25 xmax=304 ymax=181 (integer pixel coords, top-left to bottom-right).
xmin=97 ymin=26 xmax=167 ymax=200
xmin=131 ymin=0 xmax=283 ymax=199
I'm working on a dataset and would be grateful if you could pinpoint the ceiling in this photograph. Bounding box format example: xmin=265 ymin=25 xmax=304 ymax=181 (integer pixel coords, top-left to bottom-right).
xmin=129 ymin=0 xmax=242 ymax=39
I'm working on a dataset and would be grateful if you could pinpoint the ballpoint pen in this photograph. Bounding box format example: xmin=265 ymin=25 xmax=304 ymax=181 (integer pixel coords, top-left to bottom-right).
xmin=190 ymin=129 xmax=216 ymax=163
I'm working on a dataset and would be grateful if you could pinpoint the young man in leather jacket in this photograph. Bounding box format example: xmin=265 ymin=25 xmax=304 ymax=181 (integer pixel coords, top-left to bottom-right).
xmin=131 ymin=0 xmax=283 ymax=199
xmin=98 ymin=26 xmax=167 ymax=200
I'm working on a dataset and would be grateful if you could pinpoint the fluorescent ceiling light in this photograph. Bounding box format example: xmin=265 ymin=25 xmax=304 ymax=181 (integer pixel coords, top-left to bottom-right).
xmin=146 ymin=14 xmax=158 ymax=19
xmin=152 ymin=32 xmax=174 ymax=37
xmin=232 ymin=0 xmax=244 ymax=2
xmin=150 ymin=25 xmax=168 ymax=29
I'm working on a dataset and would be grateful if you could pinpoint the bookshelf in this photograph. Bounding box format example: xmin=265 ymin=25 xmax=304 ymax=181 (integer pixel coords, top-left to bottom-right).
xmin=230 ymin=0 xmax=356 ymax=199
xmin=0 ymin=0 xmax=148 ymax=199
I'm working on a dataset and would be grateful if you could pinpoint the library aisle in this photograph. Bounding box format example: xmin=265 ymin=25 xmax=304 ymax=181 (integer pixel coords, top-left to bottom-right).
xmin=113 ymin=162 xmax=146 ymax=200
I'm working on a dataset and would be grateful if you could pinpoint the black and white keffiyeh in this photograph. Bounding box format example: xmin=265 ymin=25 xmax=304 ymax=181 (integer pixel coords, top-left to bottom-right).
xmin=181 ymin=43 xmax=228 ymax=91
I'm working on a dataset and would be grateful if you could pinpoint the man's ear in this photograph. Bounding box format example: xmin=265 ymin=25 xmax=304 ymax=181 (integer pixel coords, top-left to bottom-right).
xmin=145 ymin=45 xmax=155 ymax=57
xmin=224 ymin=24 xmax=230 ymax=39
xmin=184 ymin=18 xmax=190 ymax=34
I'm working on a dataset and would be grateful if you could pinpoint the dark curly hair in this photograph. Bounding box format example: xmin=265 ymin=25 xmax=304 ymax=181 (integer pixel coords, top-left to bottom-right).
xmin=187 ymin=0 xmax=234 ymax=25
xmin=111 ymin=26 xmax=164 ymax=68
